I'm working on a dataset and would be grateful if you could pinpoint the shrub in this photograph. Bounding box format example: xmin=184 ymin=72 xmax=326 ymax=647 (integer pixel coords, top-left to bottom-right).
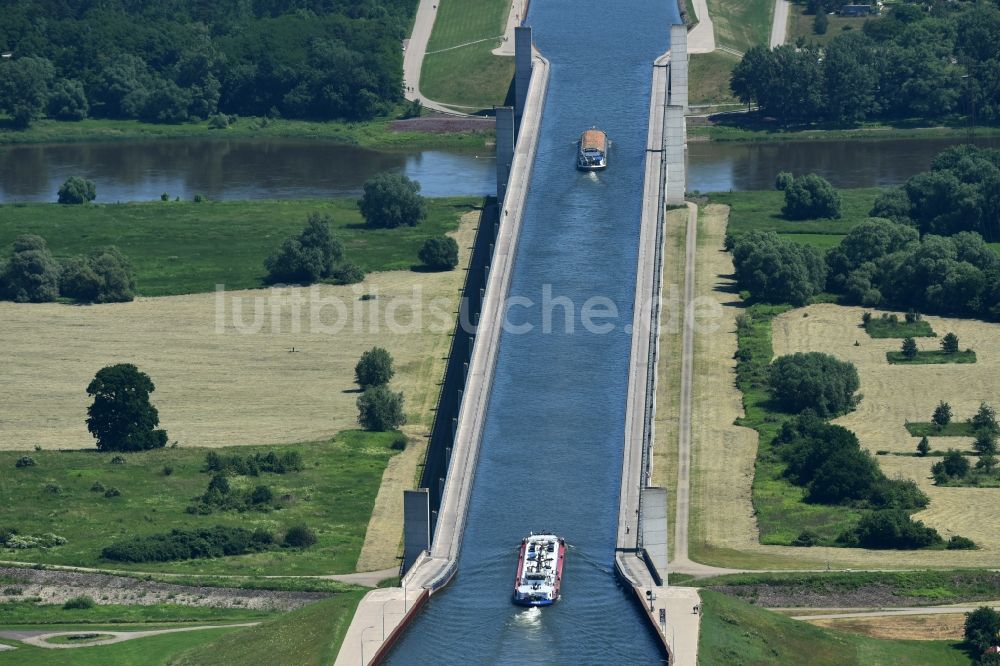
xmin=265 ymin=214 xmax=344 ymax=285
xmin=47 ymin=79 xmax=88 ymax=120
xmin=57 ymin=177 xmax=96 ymax=204
xmin=358 ymin=173 xmax=426 ymax=228
xmin=90 ymin=482 xmax=105 ymax=492
xmin=418 ymin=236 xmax=460 ymax=270
xmin=901 ymin=337 xmax=917 ymax=358
xmin=204 ymin=450 xmax=303 ymax=476
xmin=357 ymin=385 xmax=406 ymax=431
xmin=971 ymin=402 xmax=999 ymax=433
xmin=838 ymin=510 xmax=942 ymax=549
xmin=972 ymin=430 xmax=997 ymax=456
xmin=193 ymin=194 xmax=207 ymax=203
xmin=769 ymin=352 xmax=859 ymax=417
xmin=932 ymin=401 xmax=952 ymax=428
xmin=964 ymin=606 xmax=1000 ymax=654
xmin=781 ymin=173 xmax=841 ymax=220
xmin=813 ymin=11 xmax=828 ymax=34
xmin=101 ymin=526 xmax=274 ymax=562
xmin=332 ymin=262 xmax=365 ymax=285
xmin=774 ymin=171 xmax=794 ymax=191
xmin=63 ymin=595 xmax=96 ymax=609
xmin=355 ymin=347 xmax=395 ymax=389
xmin=162 ymin=466 xmax=174 ymax=476
xmin=791 ymin=529 xmax=820 ymax=547
xmin=161 ymin=192 xmax=170 ymax=202
xmin=932 ymin=448 xmax=971 ymax=484
xmin=43 ymin=483 xmax=62 ymax=494
xmin=207 ymin=113 xmax=229 ymax=129
xmin=15 ymin=456 xmax=36 ymax=468
xmin=1 ymin=234 xmax=60 ymax=303
xmin=731 ymin=231 xmax=826 ymax=305
xmin=110 ymin=455 xmax=126 ymax=464
xmin=916 ymin=437 xmax=930 ymax=456
xmin=947 ymin=535 xmax=976 ymax=550
xmin=104 ymin=487 xmax=121 ymax=498
xmin=60 ymin=246 xmax=137 ymax=303
xmin=283 ymin=524 xmax=317 ymax=548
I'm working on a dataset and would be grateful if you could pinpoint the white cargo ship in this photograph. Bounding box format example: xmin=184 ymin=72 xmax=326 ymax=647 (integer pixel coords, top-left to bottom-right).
xmin=512 ymin=533 xmax=566 ymax=607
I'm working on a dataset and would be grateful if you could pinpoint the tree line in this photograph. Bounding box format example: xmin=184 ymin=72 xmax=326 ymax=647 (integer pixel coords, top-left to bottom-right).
xmin=731 ymin=3 xmax=1000 ymax=126
xmin=0 ymin=0 xmax=414 ymax=127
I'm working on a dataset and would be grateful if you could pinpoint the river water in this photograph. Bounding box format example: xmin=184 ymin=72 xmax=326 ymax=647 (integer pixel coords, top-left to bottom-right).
xmin=5 ymin=133 xmax=999 ymax=205
xmin=385 ymin=0 xmax=674 ymax=663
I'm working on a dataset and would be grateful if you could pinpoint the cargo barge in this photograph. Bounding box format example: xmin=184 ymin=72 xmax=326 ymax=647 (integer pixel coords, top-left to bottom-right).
xmin=577 ymin=128 xmax=608 ymax=170
xmin=512 ymin=533 xmax=566 ymax=606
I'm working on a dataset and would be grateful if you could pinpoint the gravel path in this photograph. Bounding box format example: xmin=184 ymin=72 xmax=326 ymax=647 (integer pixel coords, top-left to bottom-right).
xmin=5 ymin=623 xmax=258 ymax=649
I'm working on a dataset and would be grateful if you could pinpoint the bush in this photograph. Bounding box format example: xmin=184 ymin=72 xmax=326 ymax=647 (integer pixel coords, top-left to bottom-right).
xmin=15 ymin=456 xmax=36 ymax=468
xmin=901 ymin=337 xmax=917 ymax=358
xmin=47 ymin=79 xmax=89 ymax=120
xmin=60 ymin=246 xmax=137 ymax=303
xmin=1 ymin=234 xmax=60 ymax=303
xmin=90 ymin=482 xmax=105 ymax=492
xmin=964 ymin=606 xmax=1000 ymax=654
xmin=931 ymin=448 xmax=971 ymax=484
xmin=207 ymin=113 xmax=230 ymax=129
xmin=916 ymin=436 xmax=930 ymax=456
xmin=104 ymin=487 xmax=121 ymax=498
xmin=791 ymin=529 xmax=820 ymax=546
xmin=357 ymin=385 xmax=406 ymax=431
xmin=418 ymin=236 xmax=460 ymax=270
xmin=57 ymin=177 xmax=96 ymax=204
xmin=781 ymin=174 xmax=841 ymax=220
xmin=204 ymin=450 xmax=303 ymax=476
xmin=774 ymin=171 xmax=794 ymax=191
xmin=358 ymin=173 xmax=426 ymax=228
xmin=163 ymin=465 xmax=174 ymax=476
xmin=769 ymin=352 xmax=859 ymax=417
xmin=947 ymin=535 xmax=977 ymax=550
xmin=101 ymin=526 xmax=274 ymax=562
xmin=265 ymin=213 xmax=344 ymax=285
xmin=813 ymin=11 xmax=828 ymax=34
xmin=731 ymin=231 xmax=827 ymax=305
xmin=838 ymin=510 xmax=942 ymax=549
xmin=932 ymin=401 xmax=952 ymax=428
xmin=283 ymin=524 xmax=317 ymax=548
xmin=971 ymin=402 xmax=999 ymax=433
xmin=332 ymin=262 xmax=365 ymax=285
xmin=110 ymin=455 xmax=126 ymax=464
xmin=355 ymin=347 xmax=394 ymax=389
xmin=62 ymin=595 xmax=96 ymax=609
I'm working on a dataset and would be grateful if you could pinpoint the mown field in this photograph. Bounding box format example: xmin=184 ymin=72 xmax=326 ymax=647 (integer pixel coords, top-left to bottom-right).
xmin=698 ymin=589 xmax=972 ymax=665
xmin=419 ymin=0 xmax=514 ymax=109
xmin=0 ymin=197 xmax=480 ymax=297
xmin=0 ymin=602 xmax=272 ymax=626
xmin=0 ymin=436 xmax=399 ymax=575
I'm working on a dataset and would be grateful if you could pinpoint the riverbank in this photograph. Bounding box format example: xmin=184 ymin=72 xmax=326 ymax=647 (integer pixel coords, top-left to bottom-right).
xmin=0 ymin=114 xmax=495 ymax=151
xmin=691 ymin=121 xmax=1000 ymax=143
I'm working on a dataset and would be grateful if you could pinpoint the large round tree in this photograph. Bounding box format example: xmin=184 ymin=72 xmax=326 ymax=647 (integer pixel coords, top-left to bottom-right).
xmin=86 ymin=364 xmax=168 ymax=451
xmin=769 ymin=352 xmax=860 ymax=417
xmin=358 ymin=173 xmax=426 ymax=229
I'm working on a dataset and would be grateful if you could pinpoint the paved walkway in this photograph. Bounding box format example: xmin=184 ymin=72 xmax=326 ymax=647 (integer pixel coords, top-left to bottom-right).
xmin=687 ymin=0 xmax=717 ymax=54
xmin=791 ymin=605 xmax=1000 ymax=621
xmin=0 ymin=623 xmax=258 ymax=649
xmin=492 ymin=0 xmax=529 ymax=56
xmin=769 ymin=0 xmax=790 ymax=47
xmin=402 ymin=0 xmax=469 ymax=114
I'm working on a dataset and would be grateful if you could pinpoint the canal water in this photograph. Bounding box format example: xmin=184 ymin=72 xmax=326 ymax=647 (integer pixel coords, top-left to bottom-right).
xmin=5 ymin=134 xmax=1000 ymax=204
xmin=385 ymin=0 xmax=674 ymax=663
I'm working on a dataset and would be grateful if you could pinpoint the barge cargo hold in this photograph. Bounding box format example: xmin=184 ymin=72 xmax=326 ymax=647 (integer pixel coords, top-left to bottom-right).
xmin=577 ymin=128 xmax=608 ymax=170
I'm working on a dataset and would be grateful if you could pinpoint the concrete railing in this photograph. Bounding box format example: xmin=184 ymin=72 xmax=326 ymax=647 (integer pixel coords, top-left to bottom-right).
xmin=403 ymin=50 xmax=550 ymax=592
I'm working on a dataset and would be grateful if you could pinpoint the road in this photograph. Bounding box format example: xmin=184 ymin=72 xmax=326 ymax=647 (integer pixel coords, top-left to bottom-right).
xmin=770 ymin=0 xmax=790 ymax=47
xmin=791 ymin=605 xmax=1000 ymax=621
xmin=0 ymin=623 xmax=259 ymax=649
xmin=687 ymin=0 xmax=717 ymax=54
xmin=402 ymin=0 xmax=470 ymax=115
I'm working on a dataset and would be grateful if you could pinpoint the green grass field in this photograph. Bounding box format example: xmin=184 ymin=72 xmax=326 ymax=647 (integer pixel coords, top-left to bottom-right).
xmin=0 ymin=602 xmax=273 ymax=626
xmin=706 ymin=0 xmax=773 ymax=51
xmin=887 ymin=350 xmax=977 ymax=365
xmin=689 ymin=52 xmax=741 ymax=106
xmin=698 ymin=589 xmax=972 ymax=666
xmin=169 ymin=592 xmax=365 ymax=666
xmin=0 ymin=197 xmax=479 ymax=297
xmin=0 ymin=432 xmax=401 ymax=575
xmin=905 ymin=422 xmax=977 ymax=437
xmin=864 ymin=318 xmax=936 ymax=338
xmin=695 ymin=569 xmax=1000 ymax=604
xmin=736 ymin=304 xmax=867 ymax=545
xmin=690 ymin=123 xmax=1000 ymax=143
xmin=0 ymin=626 xmax=241 ymax=666
xmin=420 ymin=0 xmax=514 ymax=109
xmin=0 ymin=115 xmax=493 ymax=150
xmin=788 ymin=6 xmax=875 ymax=48
xmin=709 ymin=188 xmax=881 ymax=250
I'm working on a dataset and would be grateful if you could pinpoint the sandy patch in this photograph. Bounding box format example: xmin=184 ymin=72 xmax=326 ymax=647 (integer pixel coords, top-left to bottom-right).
xmin=807 ymin=613 xmax=965 ymax=641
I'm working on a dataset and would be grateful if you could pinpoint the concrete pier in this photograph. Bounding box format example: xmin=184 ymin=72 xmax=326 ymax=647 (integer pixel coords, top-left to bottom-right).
xmin=335 ymin=48 xmax=550 ymax=666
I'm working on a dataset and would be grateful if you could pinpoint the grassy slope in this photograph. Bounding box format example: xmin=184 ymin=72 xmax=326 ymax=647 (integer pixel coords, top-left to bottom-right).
xmin=0 ymin=197 xmax=479 ymax=296
xmin=0 ymin=115 xmax=494 ymax=151
xmin=0 ymin=626 xmax=239 ymax=666
xmin=689 ymin=51 xmax=740 ymax=106
xmin=0 ymin=433 xmax=401 ymax=575
xmin=709 ymin=188 xmax=881 ymax=248
xmin=168 ymin=592 xmax=365 ymax=666
xmin=0 ymin=602 xmax=272 ymax=625
xmin=708 ymin=0 xmax=773 ymax=51
xmin=788 ymin=6 xmax=874 ymax=48
xmin=420 ymin=0 xmax=514 ymax=109
xmin=698 ymin=589 xmax=971 ymax=666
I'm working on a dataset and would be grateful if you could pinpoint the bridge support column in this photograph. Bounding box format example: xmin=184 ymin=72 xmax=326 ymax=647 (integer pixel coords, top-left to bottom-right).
xmin=402 ymin=489 xmax=430 ymax=574
xmin=668 ymin=24 xmax=688 ymax=112
xmin=665 ymin=105 xmax=687 ymax=205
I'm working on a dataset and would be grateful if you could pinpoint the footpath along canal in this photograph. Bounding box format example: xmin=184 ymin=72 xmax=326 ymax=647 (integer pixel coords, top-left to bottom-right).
xmin=386 ymin=0 xmax=676 ymax=662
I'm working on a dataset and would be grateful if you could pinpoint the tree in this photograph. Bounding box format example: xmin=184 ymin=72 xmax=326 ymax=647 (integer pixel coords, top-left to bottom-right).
xmin=971 ymin=402 xmax=999 ymax=433
xmin=355 ymin=347 xmax=394 ymax=389
xmin=86 ymin=364 xmax=168 ymax=452
xmin=61 ymin=247 xmax=136 ymax=303
xmin=839 ymin=509 xmax=942 ymax=549
xmin=901 ymin=337 xmax=918 ymax=358
xmin=731 ymin=231 xmax=826 ymax=306
xmin=283 ymin=524 xmax=317 ymax=548
xmin=774 ymin=171 xmax=794 ymax=191
xmin=916 ymin=436 xmax=930 ymax=457
xmin=264 ymin=214 xmax=343 ymax=284
xmin=976 ymin=453 xmax=998 ymax=473
xmin=0 ymin=57 xmax=55 ymax=127
xmin=973 ymin=430 xmax=998 ymax=456
xmin=356 ymin=386 xmax=405 ymax=431
xmin=932 ymin=401 xmax=953 ymax=428
xmin=358 ymin=173 xmax=426 ymax=229
xmin=813 ymin=11 xmax=828 ymax=35
xmin=942 ymin=448 xmax=971 ymax=478
xmin=47 ymin=79 xmax=89 ymax=121
xmin=782 ymin=174 xmax=842 ymax=220
xmin=964 ymin=606 xmax=1000 ymax=654
xmin=1 ymin=234 xmax=60 ymax=303
xmin=769 ymin=352 xmax=860 ymax=417
xmin=57 ymin=177 xmax=96 ymax=204
xmin=418 ymin=236 xmax=459 ymax=270
xmin=941 ymin=332 xmax=960 ymax=353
